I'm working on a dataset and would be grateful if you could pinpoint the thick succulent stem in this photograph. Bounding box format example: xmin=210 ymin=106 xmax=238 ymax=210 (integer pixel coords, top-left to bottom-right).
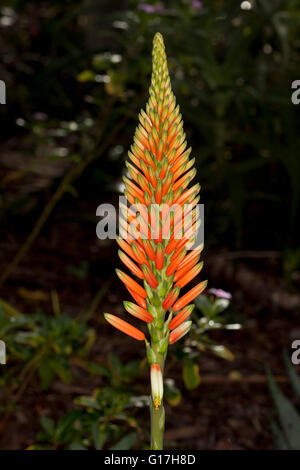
xmin=150 ymin=397 xmax=165 ymax=450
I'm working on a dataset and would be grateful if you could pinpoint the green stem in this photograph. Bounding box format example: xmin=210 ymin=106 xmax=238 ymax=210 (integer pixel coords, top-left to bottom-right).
xmin=150 ymin=397 xmax=165 ymax=450
xmin=149 ymin=325 xmax=167 ymax=450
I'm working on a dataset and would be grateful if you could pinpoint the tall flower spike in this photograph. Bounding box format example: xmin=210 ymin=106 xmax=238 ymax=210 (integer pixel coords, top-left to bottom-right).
xmin=104 ymin=33 xmax=206 ymax=450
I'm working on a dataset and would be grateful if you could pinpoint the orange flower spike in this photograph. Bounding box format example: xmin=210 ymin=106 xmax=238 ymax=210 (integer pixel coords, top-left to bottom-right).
xmin=162 ymin=173 xmax=173 ymax=197
xmin=116 ymin=269 xmax=147 ymax=298
xmin=142 ymin=239 xmax=156 ymax=261
xmin=162 ymin=286 xmax=180 ymax=310
xmin=131 ymin=242 xmax=149 ymax=267
xmin=118 ymin=250 xmax=144 ymax=279
xmin=116 ymin=236 xmax=138 ymax=263
xmin=165 ymin=236 xmax=182 ymax=255
xmin=172 ymin=168 xmax=196 ymax=194
xmin=104 ymin=314 xmax=145 ymax=341
xmin=174 ymin=183 xmax=200 ymax=205
xmin=142 ymin=264 xmax=159 ymax=289
xmin=148 ymin=166 xmax=157 ymax=188
xmin=175 ymin=262 xmax=203 ymax=288
xmin=140 ymin=159 xmax=151 ymax=180
xmin=169 ymin=304 xmax=194 ymax=331
xmin=155 ymin=243 xmax=165 ymax=270
xmin=124 ymin=301 xmax=153 ymax=323
xmin=104 ymin=33 xmax=206 ymax=450
xmin=176 ymin=245 xmax=203 ymax=272
xmin=159 ymin=158 xmax=169 ymax=179
xmin=137 ymin=173 xmax=152 ymax=196
xmin=166 ymin=249 xmax=186 ymax=277
xmin=155 ymin=182 xmax=162 ymax=204
xmin=173 ymin=281 xmax=208 ymax=312
xmin=127 ymin=286 xmax=147 ymax=309
xmin=157 ymin=139 xmax=164 ymax=161
xmin=128 ymin=150 xmax=142 ymax=169
xmin=171 ymin=148 xmax=191 ymax=174
xmin=174 ymin=255 xmax=201 ymax=282
xmin=144 ymin=149 xmax=156 ymax=170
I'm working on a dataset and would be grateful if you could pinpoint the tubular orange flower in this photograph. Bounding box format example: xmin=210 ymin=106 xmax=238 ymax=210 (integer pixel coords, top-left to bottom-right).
xmin=169 ymin=304 xmax=194 ymax=331
xmin=169 ymin=321 xmax=192 ymax=344
xmin=173 ymin=280 xmax=208 ymax=312
xmin=162 ymin=286 xmax=180 ymax=310
xmin=103 ymin=33 xmax=207 ymax=451
xmin=118 ymin=250 xmax=144 ymax=279
xmin=116 ymin=269 xmax=147 ymax=298
xmin=124 ymin=301 xmax=153 ymax=323
xmin=127 ymin=286 xmax=147 ymax=309
xmin=104 ymin=314 xmax=145 ymax=341
xmin=175 ymin=262 xmax=203 ymax=288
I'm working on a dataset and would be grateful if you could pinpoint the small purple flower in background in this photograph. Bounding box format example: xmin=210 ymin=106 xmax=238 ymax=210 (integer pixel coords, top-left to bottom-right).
xmin=208 ymin=288 xmax=232 ymax=300
xmin=138 ymin=3 xmax=165 ymax=14
xmin=191 ymin=0 xmax=203 ymax=8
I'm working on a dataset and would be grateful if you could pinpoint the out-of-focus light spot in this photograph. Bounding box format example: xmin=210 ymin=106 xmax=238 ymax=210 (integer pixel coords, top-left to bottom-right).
xmin=0 ymin=7 xmax=16 ymax=26
xmin=111 ymin=54 xmax=122 ymax=64
xmin=263 ymin=44 xmax=272 ymax=54
xmin=0 ymin=16 xmax=14 ymax=26
xmin=240 ymin=1 xmax=252 ymax=10
xmin=118 ymin=182 xmax=125 ymax=193
xmin=232 ymin=17 xmax=242 ymax=27
xmin=69 ymin=122 xmax=78 ymax=131
xmin=53 ymin=147 xmax=69 ymax=157
xmin=16 ymin=118 xmax=25 ymax=126
xmin=226 ymin=324 xmax=242 ymax=330
xmin=84 ymin=117 xmax=93 ymax=127
xmin=112 ymin=20 xmax=128 ymax=30
xmin=95 ymin=74 xmax=110 ymax=83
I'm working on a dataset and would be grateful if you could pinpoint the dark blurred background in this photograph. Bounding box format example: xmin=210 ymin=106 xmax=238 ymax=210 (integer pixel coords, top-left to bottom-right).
xmin=0 ymin=0 xmax=300 ymax=450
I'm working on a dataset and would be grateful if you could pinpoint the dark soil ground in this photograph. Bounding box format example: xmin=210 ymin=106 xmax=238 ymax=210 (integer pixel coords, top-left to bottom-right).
xmin=0 ymin=194 xmax=299 ymax=450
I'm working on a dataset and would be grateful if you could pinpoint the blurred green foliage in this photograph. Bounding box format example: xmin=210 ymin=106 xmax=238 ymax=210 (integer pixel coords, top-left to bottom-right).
xmin=267 ymin=350 xmax=300 ymax=450
xmin=0 ymin=302 xmax=92 ymax=391
xmin=30 ymin=355 xmax=147 ymax=450
xmin=0 ymin=0 xmax=300 ymax=256
xmin=170 ymin=289 xmax=239 ymax=390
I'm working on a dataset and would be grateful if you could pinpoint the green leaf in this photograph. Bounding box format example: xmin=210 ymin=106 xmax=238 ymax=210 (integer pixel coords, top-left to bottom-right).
xmin=49 ymin=357 xmax=72 ymax=384
xmin=40 ymin=417 xmax=55 ymax=437
xmin=194 ymin=294 xmax=212 ymax=316
xmin=209 ymin=344 xmax=234 ymax=361
xmin=267 ymin=367 xmax=300 ymax=450
xmin=183 ymin=359 xmax=201 ymax=390
xmin=270 ymin=419 xmax=289 ymax=450
xmin=69 ymin=442 xmax=87 ymax=450
xmin=92 ymin=423 xmax=107 ymax=450
xmin=214 ymin=298 xmax=230 ymax=314
xmin=38 ymin=363 xmax=55 ymax=390
xmin=87 ymin=362 xmax=111 ymax=377
xmin=77 ymin=70 xmax=95 ymax=82
xmin=164 ymin=378 xmax=181 ymax=406
xmin=75 ymin=395 xmax=101 ymax=410
xmin=110 ymin=432 xmax=137 ymax=450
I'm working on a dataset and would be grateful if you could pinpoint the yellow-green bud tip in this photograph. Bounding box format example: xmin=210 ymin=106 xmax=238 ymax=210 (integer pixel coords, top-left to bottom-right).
xmin=153 ymin=32 xmax=164 ymax=45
